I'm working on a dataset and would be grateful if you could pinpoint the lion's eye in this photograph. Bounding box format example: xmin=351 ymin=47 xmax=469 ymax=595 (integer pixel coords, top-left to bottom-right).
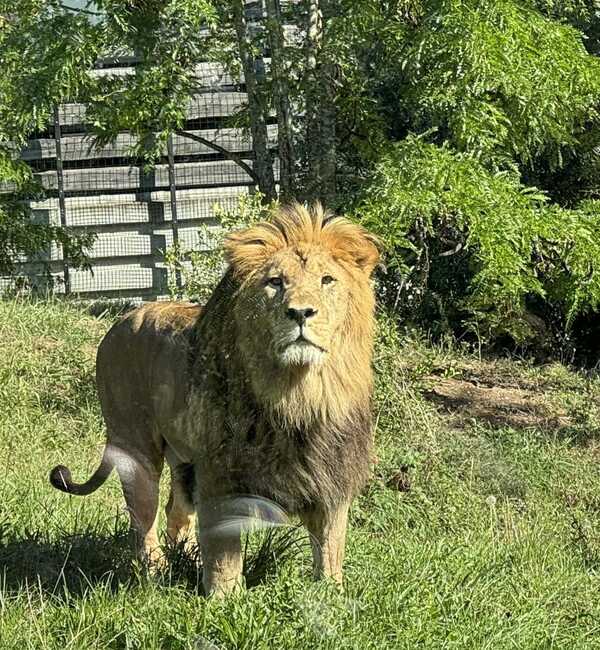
xmin=267 ymin=277 xmax=283 ymax=288
xmin=321 ymin=275 xmax=336 ymax=285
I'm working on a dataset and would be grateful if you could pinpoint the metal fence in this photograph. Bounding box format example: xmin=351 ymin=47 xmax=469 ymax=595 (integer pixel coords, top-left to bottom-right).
xmin=2 ymin=59 xmax=278 ymax=301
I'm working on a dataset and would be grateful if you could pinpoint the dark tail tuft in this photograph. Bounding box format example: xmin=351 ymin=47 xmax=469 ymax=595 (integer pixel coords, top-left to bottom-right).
xmin=49 ymin=451 xmax=113 ymax=496
xmin=50 ymin=464 xmax=74 ymax=492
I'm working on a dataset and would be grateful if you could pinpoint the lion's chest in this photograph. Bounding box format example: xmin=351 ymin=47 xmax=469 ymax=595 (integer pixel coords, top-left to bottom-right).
xmin=189 ymin=411 xmax=349 ymax=513
xmin=177 ymin=371 xmax=371 ymax=513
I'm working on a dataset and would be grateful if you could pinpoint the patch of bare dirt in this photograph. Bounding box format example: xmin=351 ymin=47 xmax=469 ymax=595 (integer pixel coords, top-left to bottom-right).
xmin=423 ymin=376 xmax=571 ymax=430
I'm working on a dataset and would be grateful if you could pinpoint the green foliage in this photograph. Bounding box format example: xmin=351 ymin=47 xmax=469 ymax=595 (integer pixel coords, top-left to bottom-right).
xmin=0 ymin=3 xmax=101 ymax=149
xmin=357 ymin=136 xmax=600 ymax=341
xmin=164 ymin=192 xmax=271 ymax=301
xmin=0 ymin=2 xmax=100 ymax=283
xmin=532 ymin=0 xmax=600 ymax=54
xmin=0 ymin=174 xmax=94 ymax=287
xmin=541 ymin=200 xmax=600 ymax=322
xmin=2 ymin=0 xmax=600 ymax=350
xmin=342 ymin=0 xmax=600 ymax=349
xmin=399 ymin=0 xmax=600 ymax=169
xmin=0 ymin=194 xmax=94 ymax=280
xmin=323 ymin=0 xmax=415 ymax=167
xmin=88 ymin=0 xmax=217 ymax=162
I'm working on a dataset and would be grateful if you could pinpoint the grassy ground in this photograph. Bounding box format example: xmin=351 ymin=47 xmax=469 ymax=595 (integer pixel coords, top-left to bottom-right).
xmin=1 ymin=299 xmax=600 ymax=649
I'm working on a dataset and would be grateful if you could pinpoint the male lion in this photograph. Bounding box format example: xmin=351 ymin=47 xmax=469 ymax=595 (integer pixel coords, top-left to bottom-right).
xmin=50 ymin=202 xmax=380 ymax=596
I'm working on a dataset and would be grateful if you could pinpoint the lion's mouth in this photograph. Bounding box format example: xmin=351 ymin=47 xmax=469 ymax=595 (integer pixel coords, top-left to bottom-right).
xmin=277 ymin=330 xmax=327 ymax=366
xmin=293 ymin=333 xmax=326 ymax=353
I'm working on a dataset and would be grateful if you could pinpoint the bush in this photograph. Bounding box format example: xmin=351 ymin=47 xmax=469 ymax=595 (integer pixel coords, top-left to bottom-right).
xmin=164 ymin=193 xmax=272 ymax=302
xmin=355 ymin=136 xmax=600 ymax=345
xmin=398 ymin=0 xmax=600 ymax=170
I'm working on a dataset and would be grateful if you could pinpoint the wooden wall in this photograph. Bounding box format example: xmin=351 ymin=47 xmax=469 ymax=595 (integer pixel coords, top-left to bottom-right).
xmin=3 ymin=59 xmax=277 ymax=301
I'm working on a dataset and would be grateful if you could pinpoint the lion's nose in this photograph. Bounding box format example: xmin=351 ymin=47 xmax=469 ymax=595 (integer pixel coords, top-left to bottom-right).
xmin=286 ymin=306 xmax=318 ymax=326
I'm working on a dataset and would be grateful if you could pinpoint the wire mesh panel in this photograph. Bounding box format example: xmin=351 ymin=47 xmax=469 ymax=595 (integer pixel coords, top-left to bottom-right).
xmin=2 ymin=52 xmax=279 ymax=301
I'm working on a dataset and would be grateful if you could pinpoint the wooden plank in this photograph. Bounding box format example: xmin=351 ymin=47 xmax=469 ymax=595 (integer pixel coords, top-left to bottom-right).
xmin=69 ymin=266 xmax=157 ymax=292
xmin=36 ymin=159 xmax=273 ymax=193
xmin=57 ymin=91 xmax=246 ymax=127
xmin=153 ymin=224 xmax=222 ymax=252
xmin=66 ymin=202 xmax=155 ymax=228
xmin=163 ymin=193 xmax=243 ymax=222
xmin=0 ymin=271 xmax=65 ymax=293
xmin=90 ymin=61 xmax=240 ymax=86
xmin=88 ymin=233 xmax=155 ymax=259
xmin=43 ymin=222 xmax=221 ymax=263
xmin=47 ymin=231 xmax=162 ymax=261
xmin=22 ymin=125 xmax=276 ymax=162
xmin=184 ymin=92 xmax=248 ymax=120
xmin=57 ymin=103 xmax=87 ymax=126
xmin=29 ymin=184 xmax=249 ymax=211
xmin=32 ymin=186 xmax=249 ymax=228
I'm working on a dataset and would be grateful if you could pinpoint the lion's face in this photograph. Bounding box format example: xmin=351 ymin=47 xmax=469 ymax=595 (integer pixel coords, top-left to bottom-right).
xmin=245 ymin=245 xmax=353 ymax=367
xmin=236 ymin=245 xmax=355 ymax=368
xmin=226 ymin=204 xmax=380 ymax=370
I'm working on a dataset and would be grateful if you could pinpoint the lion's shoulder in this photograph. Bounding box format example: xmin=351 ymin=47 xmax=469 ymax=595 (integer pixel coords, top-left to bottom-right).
xmin=98 ymin=302 xmax=202 ymax=369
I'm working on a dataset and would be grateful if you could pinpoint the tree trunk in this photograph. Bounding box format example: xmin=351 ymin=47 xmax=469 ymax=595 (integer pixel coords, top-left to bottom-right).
xmin=304 ymin=0 xmax=336 ymax=206
xmin=265 ymin=0 xmax=296 ymax=199
xmin=232 ymin=0 xmax=276 ymax=201
xmin=318 ymin=58 xmax=337 ymax=206
xmin=305 ymin=0 xmax=323 ymax=202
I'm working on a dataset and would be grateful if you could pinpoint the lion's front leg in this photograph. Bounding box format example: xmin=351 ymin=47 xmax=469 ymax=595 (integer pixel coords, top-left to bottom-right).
xmin=300 ymin=501 xmax=350 ymax=585
xmin=197 ymin=499 xmax=244 ymax=597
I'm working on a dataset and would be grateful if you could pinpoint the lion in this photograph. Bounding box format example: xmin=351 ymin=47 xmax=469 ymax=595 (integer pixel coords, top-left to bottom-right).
xmin=50 ymin=202 xmax=380 ymax=596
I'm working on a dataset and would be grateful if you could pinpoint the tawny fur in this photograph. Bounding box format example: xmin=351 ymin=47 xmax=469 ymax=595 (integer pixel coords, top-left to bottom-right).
xmin=49 ymin=202 xmax=380 ymax=594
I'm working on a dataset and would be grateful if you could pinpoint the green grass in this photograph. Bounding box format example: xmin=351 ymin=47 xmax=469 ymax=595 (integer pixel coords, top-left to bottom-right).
xmin=1 ymin=300 xmax=600 ymax=649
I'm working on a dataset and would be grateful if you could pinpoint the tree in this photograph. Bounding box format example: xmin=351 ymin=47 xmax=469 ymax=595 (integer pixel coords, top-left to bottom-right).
xmin=357 ymin=136 xmax=600 ymax=343
xmin=2 ymin=0 xmax=600 ymax=352
xmin=339 ymin=0 xmax=600 ymax=346
xmin=0 ymin=3 xmax=102 ymax=283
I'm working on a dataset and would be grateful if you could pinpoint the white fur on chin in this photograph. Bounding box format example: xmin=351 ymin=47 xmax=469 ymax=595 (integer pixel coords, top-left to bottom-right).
xmin=279 ymin=342 xmax=325 ymax=366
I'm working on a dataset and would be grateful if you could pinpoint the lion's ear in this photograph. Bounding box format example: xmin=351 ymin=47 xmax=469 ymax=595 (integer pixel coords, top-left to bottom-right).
xmin=223 ymin=222 xmax=283 ymax=277
xmin=353 ymin=233 xmax=381 ymax=276
xmin=324 ymin=219 xmax=382 ymax=276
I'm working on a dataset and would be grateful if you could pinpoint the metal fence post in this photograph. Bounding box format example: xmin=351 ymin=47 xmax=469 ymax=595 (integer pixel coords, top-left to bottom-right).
xmin=53 ymin=105 xmax=70 ymax=294
xmin=167 ymin=133 xmax=182 ymax=291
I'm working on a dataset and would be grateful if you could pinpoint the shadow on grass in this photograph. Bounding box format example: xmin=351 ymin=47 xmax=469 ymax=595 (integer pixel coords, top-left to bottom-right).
xmin=0 ymin=528 xmax=138 ymax=600
xmin=0 ymin=525 xmax=308 ymax=600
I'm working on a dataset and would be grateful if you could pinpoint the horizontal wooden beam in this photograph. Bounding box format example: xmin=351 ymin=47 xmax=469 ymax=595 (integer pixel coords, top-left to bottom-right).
xmin=34 ymin=159 xmax=281 ymax=193
xmin=22 ymin=126 xmax=277 ymax=162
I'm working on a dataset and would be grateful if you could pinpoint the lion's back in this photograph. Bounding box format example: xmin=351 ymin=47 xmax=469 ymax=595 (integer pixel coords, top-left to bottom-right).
xmin=96 ymin=301 xmax=203 ymax=442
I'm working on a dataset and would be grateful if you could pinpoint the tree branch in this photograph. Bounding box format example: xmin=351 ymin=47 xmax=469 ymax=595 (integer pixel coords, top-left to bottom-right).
xmin=174 ymin=129 xmax=259 ymax=184
xmin=59 ymin=2 xmax=103 ymax=17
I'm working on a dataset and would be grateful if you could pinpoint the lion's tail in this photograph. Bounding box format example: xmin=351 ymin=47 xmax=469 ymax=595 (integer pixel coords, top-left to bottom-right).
xmin=49 ymin=447 xmax=113 ymax=496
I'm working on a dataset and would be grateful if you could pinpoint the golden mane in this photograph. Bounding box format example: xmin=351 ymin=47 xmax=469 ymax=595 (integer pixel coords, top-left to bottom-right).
xmin=224 ymin=202 xmax=380 ymax=279
xmin=199 ymin=202 xmax=382 ymax=437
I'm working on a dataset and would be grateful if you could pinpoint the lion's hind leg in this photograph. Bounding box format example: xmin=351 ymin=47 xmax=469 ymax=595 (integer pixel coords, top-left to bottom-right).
xmin=114 ymin=447 xmax=164 ymax=567
xmin=165 ymin=457 xmax=196 ymax=553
